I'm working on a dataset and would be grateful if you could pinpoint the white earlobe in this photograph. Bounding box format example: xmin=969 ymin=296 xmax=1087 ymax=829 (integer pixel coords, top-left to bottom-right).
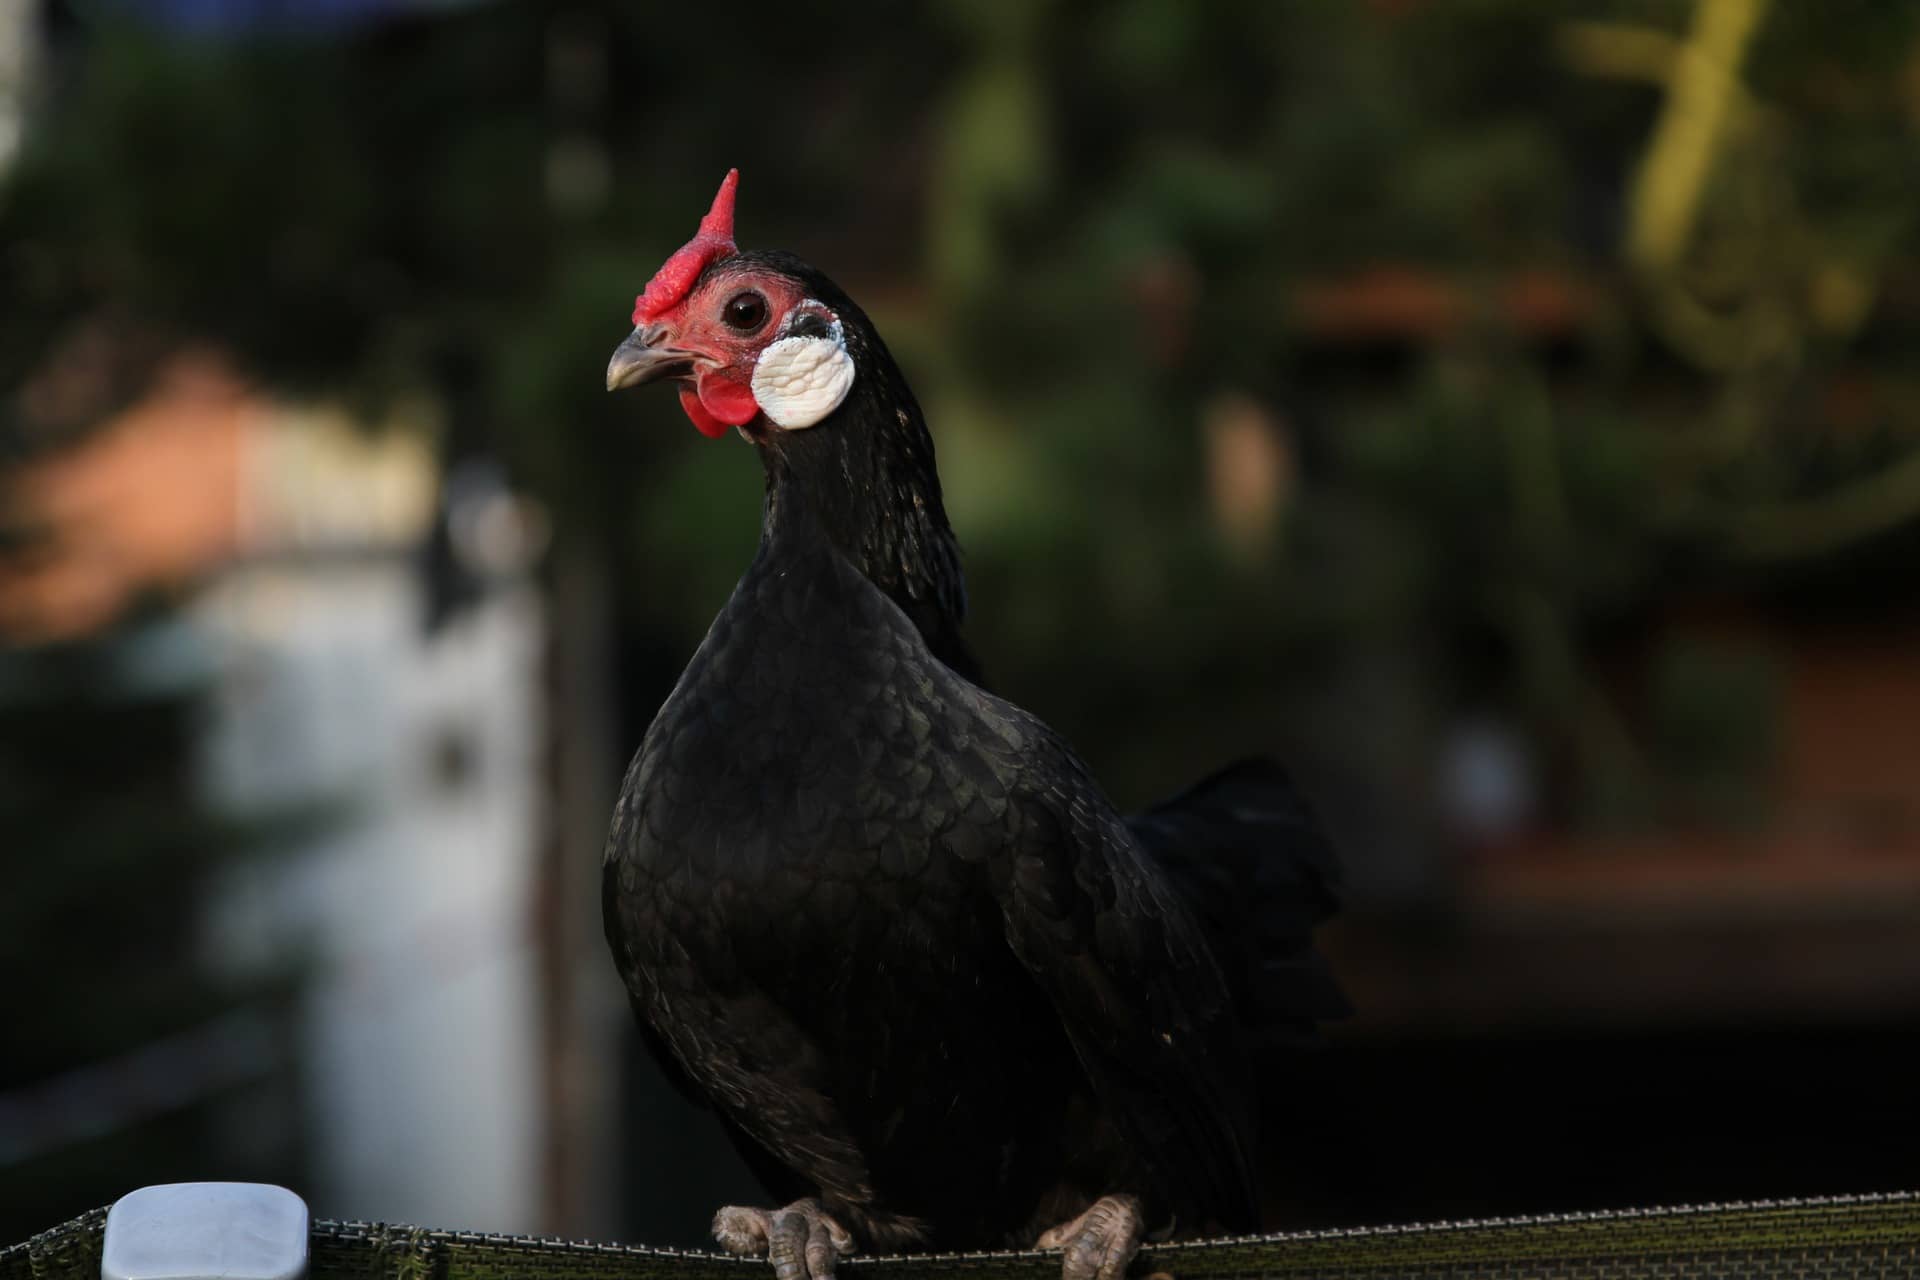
xmin=752 ymin=334 xmax=855 ymax=430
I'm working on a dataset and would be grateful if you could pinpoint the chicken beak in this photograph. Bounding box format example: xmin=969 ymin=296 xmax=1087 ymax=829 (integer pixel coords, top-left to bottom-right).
xmin=606 ymin=326 xmax=691 ymax=392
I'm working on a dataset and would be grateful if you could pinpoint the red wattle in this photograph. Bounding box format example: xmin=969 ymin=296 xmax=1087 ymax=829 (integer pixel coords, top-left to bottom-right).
xmin=696 ymin=374 xmax=760 ymax=427
xmin=678 ymin=386 xmax=732 ymax=439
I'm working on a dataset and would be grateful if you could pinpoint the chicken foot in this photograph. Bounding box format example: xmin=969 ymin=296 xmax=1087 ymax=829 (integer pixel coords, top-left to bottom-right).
xmin=713 ymin=1199 xmax=856 ymax=1280
xmin=1036 ymin=1194 xmax=1146 ymax=1280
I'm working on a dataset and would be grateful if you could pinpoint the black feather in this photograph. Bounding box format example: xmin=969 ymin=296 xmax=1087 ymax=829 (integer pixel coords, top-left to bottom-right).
xmin=1128 ymin=760 xmax=1352 ymax=1051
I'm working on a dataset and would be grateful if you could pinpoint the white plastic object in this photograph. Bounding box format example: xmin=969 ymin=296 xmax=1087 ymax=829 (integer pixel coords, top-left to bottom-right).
xmin=101 ymin=1183 xmax=309 ymax=1280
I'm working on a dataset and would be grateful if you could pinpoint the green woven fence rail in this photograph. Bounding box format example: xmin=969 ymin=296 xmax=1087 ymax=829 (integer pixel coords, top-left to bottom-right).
xmin=7 ymin=1192 xmax=1919 ymax=1280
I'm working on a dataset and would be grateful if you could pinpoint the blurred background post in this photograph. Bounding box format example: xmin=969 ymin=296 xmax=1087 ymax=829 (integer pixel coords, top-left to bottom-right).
xmin=3 ymin=0 xmax=1919 ymax=1249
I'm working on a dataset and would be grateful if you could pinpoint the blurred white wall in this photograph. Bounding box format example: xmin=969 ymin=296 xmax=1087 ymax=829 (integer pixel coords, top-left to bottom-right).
xmin=197 ymin=406 xmax=549 ymax=1232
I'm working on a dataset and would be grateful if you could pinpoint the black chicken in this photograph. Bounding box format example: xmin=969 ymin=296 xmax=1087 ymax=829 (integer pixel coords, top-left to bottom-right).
xmin=602 ymin=171 xmax=1346 ymax=1280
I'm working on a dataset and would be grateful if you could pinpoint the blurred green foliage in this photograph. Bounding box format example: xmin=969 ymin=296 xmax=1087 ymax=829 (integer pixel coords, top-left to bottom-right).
xmin=5 ymin=0 xmax=1920 ymax=852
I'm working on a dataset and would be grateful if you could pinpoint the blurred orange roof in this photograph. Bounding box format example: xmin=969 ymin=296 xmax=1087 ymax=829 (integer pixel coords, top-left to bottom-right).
xmin=0 ymin=351 xmax=438 ymax=642
xmin=1 ymin=354 xmax=256 ymax=642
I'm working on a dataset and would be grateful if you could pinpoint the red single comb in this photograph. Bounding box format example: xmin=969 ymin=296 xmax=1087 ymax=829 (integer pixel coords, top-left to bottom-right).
xmin=633 ymin=169 xmax=740 ymax=326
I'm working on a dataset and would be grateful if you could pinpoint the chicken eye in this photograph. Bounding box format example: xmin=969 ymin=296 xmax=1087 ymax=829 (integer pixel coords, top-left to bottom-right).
xmin=723 ymin=292 xmax=768 ymax=333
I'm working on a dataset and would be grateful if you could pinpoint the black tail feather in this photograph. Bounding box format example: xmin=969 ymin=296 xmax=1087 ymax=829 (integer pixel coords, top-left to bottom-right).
xmin=1127 ymin=758 xmax=1351 ymax=1050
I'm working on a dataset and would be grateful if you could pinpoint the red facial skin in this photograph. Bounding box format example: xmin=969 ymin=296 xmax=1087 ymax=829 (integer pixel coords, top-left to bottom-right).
xmin=645 ymin=263 xmax=810 ymax=438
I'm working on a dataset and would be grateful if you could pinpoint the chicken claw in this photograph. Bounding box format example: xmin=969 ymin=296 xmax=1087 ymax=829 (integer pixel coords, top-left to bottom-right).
xmin=1037 ymin=1194 xmax=1146 ymax=1280
xmin=713 ymin=1199 xmax=856 ymax=1280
